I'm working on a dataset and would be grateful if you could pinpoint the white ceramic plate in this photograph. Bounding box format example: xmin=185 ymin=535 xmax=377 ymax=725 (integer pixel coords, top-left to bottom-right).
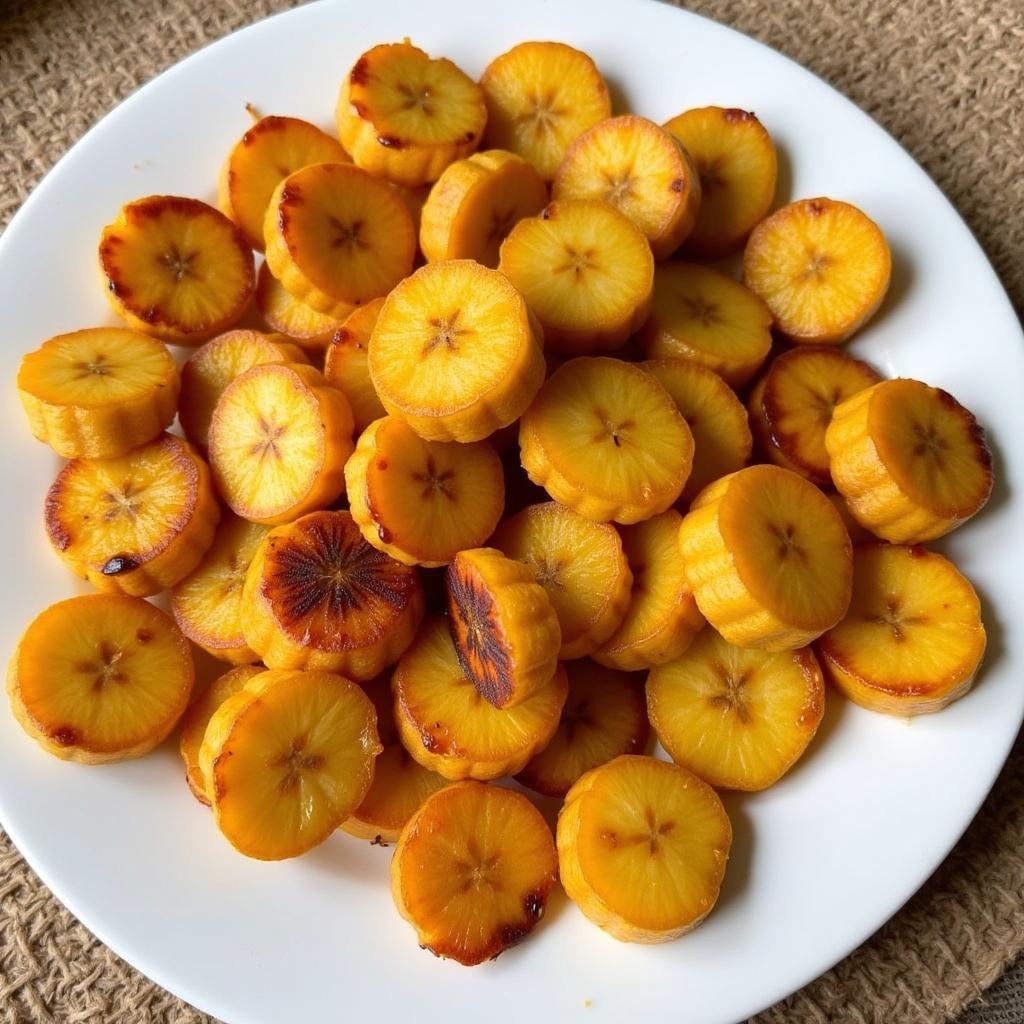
xmin=0 ymin=1 xmax=1020 ymax=1022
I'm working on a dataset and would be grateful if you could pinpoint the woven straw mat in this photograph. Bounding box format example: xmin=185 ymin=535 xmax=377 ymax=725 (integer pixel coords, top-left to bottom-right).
xmin=1 ymin=0 xmax=1022 ymax=1021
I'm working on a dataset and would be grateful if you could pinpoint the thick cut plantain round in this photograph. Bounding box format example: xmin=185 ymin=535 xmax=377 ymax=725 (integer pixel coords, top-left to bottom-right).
xmin=825 ymin=378 xmax=992 ymax=543
xmin=200 ymin=668 xmax=381 ymax=860
xmin=498 ymin=199 xmax=654 ymax=355
xmin=17 ymin=327 xmax=179 ymax=459
xmin=518 ymin=660 xmax=649 ymax=798
xmin=218 ymin=114 xmax=350 ymax=251
xmin=663 ymin=106 xmax=778 ymax=257
xmin=337 ymin=41 xmax=486 ymax=187
xmin=345 ymin=415 xmax=505 ymax=567
xmin=480 ymin=41 xmax=611 ymax=180
xmin=637 ymin=261 xmax=772 ymax=387
xmin=99 ymin=195 xmax=255 ymax=345
xmin=743 ymin=197 xmax=891 ymax=345
xmin=553 ymin=115 xmax=701 ymax=258
xmin=263 ymin=162 xmax=416 ymax=316
xmin=170 ymin=515 xmax=269 ymax=664
xmin=242 ymin=510 xmax=424 ymax=681
xmin=8 ymin=594 xmax=194 ymax=764
xmin=45 ymin=432 xmax=220 ymax=597
xmin=678 ymin=465 xmax=853 ymax=650
xmin=391 ymin=780 xmax=558 ymax=964
xmin=208 ymin=362 xmax=353 ymax=525
xmin=178 ymin=329 xmax=308 ymax=452
xmin=369 ymin=259 xmax=545 ymax=442
xmin=557 ymin=755 xmax=732 ymax=943
xmin=816 ymin=543 xmax=986 ymax=715
xmin=491 ymin=501 xmax=632 ymax=659
xmin=519 ymin=356 xmax=693 ymax=523
xmin=445 ymin=547 xmax=561 ymax=709
xmin=748 ymin=345 xmax=881 ymax=486
xmin=647 ymin=628 xmax=826 ymax=790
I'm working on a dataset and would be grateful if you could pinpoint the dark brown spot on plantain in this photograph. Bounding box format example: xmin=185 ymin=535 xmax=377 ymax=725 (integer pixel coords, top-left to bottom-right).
xmin=463 ymin=131 xmax=476 ymax=142
xmin=126 ymin=196 xmax=205 ymax=222
xmin=670 ymin=178 xmax=684 ymax=193
xmin=376 ymin=458 xmax=388 ymax=471
xmin=349 ymin=57 xmax=370 ymax=86
xmin=51 ymin=726 xmax=78 ymax=746
xmin=242 ymin=115 xmax=283 ymax=147
xmin=277 ymin=207 xmax=296 ymax=248
xmin=976 ymin=429 xmax=994 ymax=474
xmin=135 ymin=627 xmax=153 ymax=644
xmin=377 ymin=135 xmax=406 ymax=149
xmin=280 ymin=182 xmax=303 ymax=205
xmin=445 ymin=563 xmax=513 ymax=707
xmin=523 ymin=889 xmax=546 ymax=921
xmin=496 ymin=923 xmax=531 ymax=950
xmin=935 ymin=389 xmax=993 ymax=467
xmin=723 ymin=108 xmax=753 ymax=123
xmin=492 ymin=893 xmax=548 ymax=957
xmin=44 ymin=489 xmax=71 ymax=551
xmin=101 ymin=554 xmax=139 ymax=576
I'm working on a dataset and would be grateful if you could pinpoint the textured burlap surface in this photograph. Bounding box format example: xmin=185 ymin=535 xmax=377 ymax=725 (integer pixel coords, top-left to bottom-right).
xmin=1 ymin=0 xmax=1022 ymax=1021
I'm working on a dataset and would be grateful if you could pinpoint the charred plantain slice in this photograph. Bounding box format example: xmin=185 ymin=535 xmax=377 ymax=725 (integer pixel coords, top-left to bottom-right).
xmin=445 ymin=547 xmax=560 ymax=709
xmin=242 ymin=509 xmax=424 ymax=681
